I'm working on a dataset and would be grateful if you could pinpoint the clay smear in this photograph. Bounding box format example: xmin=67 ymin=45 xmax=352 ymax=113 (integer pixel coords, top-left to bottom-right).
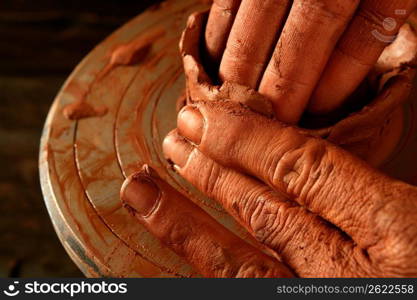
xmin=99 ymin=27 xmax=166 ymax=79
xmin=63 ymin=27 xmax=165 ymax=121
xmin=63 ymin=99 xmax=108 ymax=121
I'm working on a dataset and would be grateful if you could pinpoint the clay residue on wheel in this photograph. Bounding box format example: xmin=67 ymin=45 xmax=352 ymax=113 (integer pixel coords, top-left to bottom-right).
xmin=63 ymin=99 xmax=108 ymax=121
xmin=63 ymin=27 xmax=166 ymax=121
xmin=99 ymin=27 xmax=166 ymax=79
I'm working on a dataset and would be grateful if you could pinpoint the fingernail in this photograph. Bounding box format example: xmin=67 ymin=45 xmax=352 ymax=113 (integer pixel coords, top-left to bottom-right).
xmin=163 ymin=131 xmax=194 ymax=168
xmin=177 ymin=106 xmax=204 ymax=145
xmin=121 ymin=172 xmax=160 ymax=217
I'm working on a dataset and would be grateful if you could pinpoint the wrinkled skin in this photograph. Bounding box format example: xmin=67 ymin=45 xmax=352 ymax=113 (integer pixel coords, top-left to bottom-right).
xmin=120 ymin=1 xmax=417 ymax=278
xmin=122 ymin=101 xmax=417 ymax=277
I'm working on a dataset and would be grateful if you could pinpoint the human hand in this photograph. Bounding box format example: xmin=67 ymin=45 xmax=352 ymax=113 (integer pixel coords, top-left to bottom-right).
xmin=121 ymin=101 xmax=417 ymax=277
xmin=204 ymin=0 xmax=417 ymax=123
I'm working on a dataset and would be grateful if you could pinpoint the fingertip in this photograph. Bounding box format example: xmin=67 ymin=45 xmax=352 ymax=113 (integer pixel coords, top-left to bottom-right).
xmin=177 ymin=105 xmax=204 ymax=145
xmin=120 ymin=168 xmax=161 ymax=218
xmin=162 ymin=129 xmax=178 ymax=159
xmin=162 ymin=130 xmax=194 ymax=169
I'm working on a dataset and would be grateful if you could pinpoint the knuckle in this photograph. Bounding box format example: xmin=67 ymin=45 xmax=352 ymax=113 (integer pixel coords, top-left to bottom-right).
xmin=218 ymin=253 xmax=279 ymax=278
xmin=233 ymin=260 xmax=275 ymax=278
xmin=232 ymin=185 xmax=269 ymax=221
xmin=247 ymin=190 xmax=296 ymax=249
xmin=262 ymin=129 xmax=304 ymax=188
xmin=213 ymin=0 xmax=238 ymax=11
xmin=163 ymin=215 xmax=195 ymax=249
xmin=259 ymin=205 xmax=304 ymax=253
xmin=376 ymin=234 xmax=417 ymax=276
xmin=249 ymin=197 xmax=277 ymax=244
xmin=208 ymin=246 xmax=266 ymax=278
xmin=384 ymin=227 xmax=417 ymax=270
xmin=298 ymin=0 xmax=359 ymax=21
xmin=268 ymin=48 xmax=310 ymax=86
xmin=371 ymin=195 xmax=417 ymax=276
xmin=268 ymin=134 xmax=329 ymax=203
xmin=207 ymin=246 xmax=235 ymax=277
xmin=196 ymin=157 xmax=222 ymax=197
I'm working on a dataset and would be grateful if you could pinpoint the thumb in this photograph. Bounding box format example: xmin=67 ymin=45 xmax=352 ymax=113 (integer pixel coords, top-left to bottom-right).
xmin=121 ymin=165 xmax=294 ymax=278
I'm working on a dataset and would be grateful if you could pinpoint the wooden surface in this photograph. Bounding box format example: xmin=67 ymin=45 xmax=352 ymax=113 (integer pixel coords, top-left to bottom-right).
xmin=39 ymin=0 xmax=240 ymax=278
xmin=0 ymin=0 xmax=162 ymax=277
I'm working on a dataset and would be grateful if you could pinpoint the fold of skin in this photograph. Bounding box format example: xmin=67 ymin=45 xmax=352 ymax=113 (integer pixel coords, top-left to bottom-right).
xmin=180 ymin=11 xmax=417 ymax=166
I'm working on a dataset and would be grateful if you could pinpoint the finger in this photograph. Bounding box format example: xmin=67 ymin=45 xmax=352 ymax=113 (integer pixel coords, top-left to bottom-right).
xmin=205 ymin=0 xmax=242 ymax=66
xmin=309 ymin=0 xmax=417 ymax=115
xmin=258 ymin=0 xmax=360 ymax=124
xmin=175 ymin=102 xmax=407 ymax=252
xmin=163 ymin=131 xmax=370 ymax=277
xmin=218 ymin=0 xmax=291 ymax=88
xmin=121 ymin=165 xmax=293 ymax=278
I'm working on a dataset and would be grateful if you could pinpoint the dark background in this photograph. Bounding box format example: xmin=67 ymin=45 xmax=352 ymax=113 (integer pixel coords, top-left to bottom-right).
xmin=0 ymin=0 xmax=161 ymax=277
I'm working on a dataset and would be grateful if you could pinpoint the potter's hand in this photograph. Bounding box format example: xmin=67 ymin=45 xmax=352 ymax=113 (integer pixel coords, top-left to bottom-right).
xmin=123 ymin=100 xmax=417 ymax=277
xmin=205 ymin=0 xmax=417 ymax=122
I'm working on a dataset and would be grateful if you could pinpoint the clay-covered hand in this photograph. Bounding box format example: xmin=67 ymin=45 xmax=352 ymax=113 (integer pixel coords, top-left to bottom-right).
xmin=122 ymin=100 xmax=417 ymax=277
xmin=121 ymin=165 xmax=294 ymax=278
xmin=205 ymin=0 xmax=417 ymax=122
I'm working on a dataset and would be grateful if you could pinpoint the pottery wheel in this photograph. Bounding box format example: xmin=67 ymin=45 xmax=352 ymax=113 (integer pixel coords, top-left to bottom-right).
xmin=40 ymin=0 xmax=417 ymax=277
